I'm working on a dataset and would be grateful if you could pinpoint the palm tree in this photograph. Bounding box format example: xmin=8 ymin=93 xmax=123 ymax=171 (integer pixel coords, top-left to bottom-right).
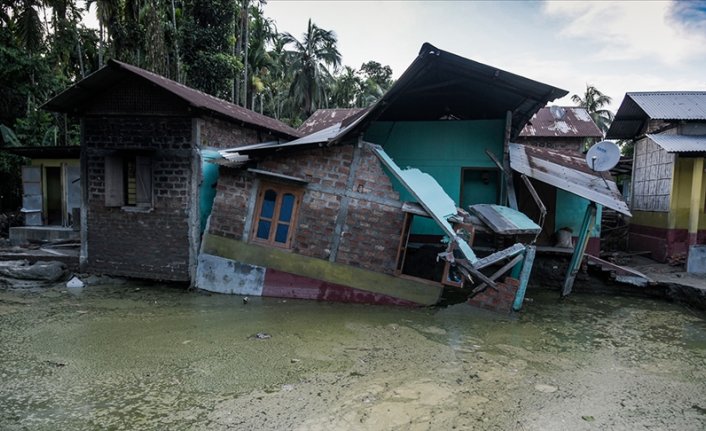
xmin=282 ymin=18 xmax=341 ymax=119
xmin=571 ymin=85 xmax=614 ymax=136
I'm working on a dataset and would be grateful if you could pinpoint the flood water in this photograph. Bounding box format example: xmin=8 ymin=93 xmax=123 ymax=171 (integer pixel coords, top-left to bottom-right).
xmin=1 ymin=282 xmax=705 ymax=430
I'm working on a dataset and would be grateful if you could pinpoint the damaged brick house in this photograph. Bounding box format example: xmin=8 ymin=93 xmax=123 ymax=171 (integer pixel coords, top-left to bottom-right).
xmin=43 ymin=60 xmax=300 ymax=282
xmin=196 ymin=43 xmax=570 ymax=306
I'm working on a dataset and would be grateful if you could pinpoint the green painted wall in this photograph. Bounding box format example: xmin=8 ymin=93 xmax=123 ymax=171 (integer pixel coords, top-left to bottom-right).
xmin=555 ymin=189 xmax=602 ymax=237
xmin=364 ymin=120 xmax=505 ymax=234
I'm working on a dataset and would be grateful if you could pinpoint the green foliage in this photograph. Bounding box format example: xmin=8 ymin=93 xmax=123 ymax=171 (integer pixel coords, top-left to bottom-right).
xmin=571 ymin=85 xmax=614 ymax=137
xmin=180 ymin=0 xmax=240 ymax=99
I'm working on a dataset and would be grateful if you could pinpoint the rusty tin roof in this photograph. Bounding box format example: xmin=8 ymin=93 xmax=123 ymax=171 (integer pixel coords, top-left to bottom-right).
xmin=509 ymin=143 xmax=630 ymax=216
xmin=520 ymin=106 xmax=603 ymax=138
xmin=297 ymin=108 xmax=364 ymax=136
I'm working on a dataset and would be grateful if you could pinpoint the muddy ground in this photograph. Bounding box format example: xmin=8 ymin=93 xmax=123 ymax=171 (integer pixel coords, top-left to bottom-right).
xmin=0 ymin=282 xmax=705 ymax=430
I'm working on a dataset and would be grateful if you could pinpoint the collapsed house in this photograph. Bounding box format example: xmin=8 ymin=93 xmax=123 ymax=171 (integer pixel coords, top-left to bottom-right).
xmin=607 ymin=91 xmax=706 ymax=263
xmin=197 ymin=43 xmax=575 ymax=309
xmin=42 ymin=59 xmax=300 ymax=282
xmin=38 ymin=45 xmax=633 ymax=310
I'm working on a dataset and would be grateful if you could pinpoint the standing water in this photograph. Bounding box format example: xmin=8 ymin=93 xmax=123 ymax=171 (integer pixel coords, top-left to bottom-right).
xmin=0 ymin=282 xmax=705 ymax=430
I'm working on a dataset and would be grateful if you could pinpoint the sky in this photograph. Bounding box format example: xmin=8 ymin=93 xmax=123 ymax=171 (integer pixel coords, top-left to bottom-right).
xmin=262 ymin=0 xmax=706 ymax=111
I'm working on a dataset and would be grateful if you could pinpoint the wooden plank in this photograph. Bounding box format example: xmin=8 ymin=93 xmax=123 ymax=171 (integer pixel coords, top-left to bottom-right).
xmin=401 ymin=201 xmax=430 ymax=217
xmin=104 ymin=155 xmax=124 ymax=207
xmin=561 ymin=203 xmax=597 ymax=296
xmin=512 ymin=245 xmax=536 ymax=311
xmin=469 ymin=204 xmax=541 ymax=235
xmin=502 ymin=111 xmax=518 ymax=210
xmin=136 ymin=155 xmax=152 ymax=206
xmin=472 ymin=253 xmax=524 ymax=293
xmin=473 ymin=243 xmax=525 ymax=270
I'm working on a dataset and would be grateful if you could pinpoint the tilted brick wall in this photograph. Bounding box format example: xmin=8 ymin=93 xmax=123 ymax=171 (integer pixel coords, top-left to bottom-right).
xmin=84 ymin=116 xmax=194 ymax=281
xmin=208 ymin=144 xmax=405 ymax=274
xmin=467 ymin=277 xmax=520 ymax=313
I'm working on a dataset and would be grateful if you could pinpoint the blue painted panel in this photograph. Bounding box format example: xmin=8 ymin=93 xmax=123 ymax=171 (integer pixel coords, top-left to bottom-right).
xmin=200 ymin=149 xmax=221 ymax=233
xmin=555 ymin=189 xmax=602 ymax=237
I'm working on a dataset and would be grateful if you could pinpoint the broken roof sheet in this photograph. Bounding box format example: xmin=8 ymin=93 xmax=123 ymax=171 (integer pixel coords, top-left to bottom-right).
xmin=520 ymin=106 xmax=602 ymax=138
xmin=647 ymin=134 xmax=706 ymax=153
xmin=509 ymin=143 xmax=631 ymax=216
xmin=297 ymin=108 xmax=364 ymax=136
xmin=371 ymin=144 xmax=477 ymax=264
xmin=42 ymin=60 xmax=301 ymax=140
xmin=607 ymin=92 xmax=706 ymax=139
xmin=234 ymin=43 xmax=567 ymax=157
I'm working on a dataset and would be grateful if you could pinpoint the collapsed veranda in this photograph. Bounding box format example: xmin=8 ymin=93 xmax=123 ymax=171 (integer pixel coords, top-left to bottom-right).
xmin=40 ymin=43 xmax=631 ymax=309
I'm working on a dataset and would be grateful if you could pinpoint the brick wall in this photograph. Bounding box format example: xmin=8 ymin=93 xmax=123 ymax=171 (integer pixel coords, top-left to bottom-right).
xmin=208 ymin=144 xmax=405 ymax=274
xmin=84 ymin=116 xmax=194 ymax=281
xmin=201 ymin=117 xmax=261 ymax=149
xmin=467 ymin=277 xmax=520 ymax=313
xmin=208 ymin=169 xmax=254 ymax=241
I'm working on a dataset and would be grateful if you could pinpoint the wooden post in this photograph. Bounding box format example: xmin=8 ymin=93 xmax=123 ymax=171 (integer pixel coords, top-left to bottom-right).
xmin=688 ymin=157 xmax=704 ymax=247
xmin=561 ymin=202 xmax=598 ymax=297
xmin=512 ymin=245 xmax=535 ymax=311
xmin=502 ymin=110 xmax=518 ymax=210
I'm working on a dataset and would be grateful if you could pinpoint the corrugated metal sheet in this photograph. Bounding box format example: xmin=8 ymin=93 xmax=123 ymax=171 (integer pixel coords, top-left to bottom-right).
xmin=647 ymin=134 xmax=706 ymax=153
xmin=519 ymin=107 xmax=602 ymax=138
xmin=297 ymin=108 xmax=363 ymax=135
xmin=43 ymin=60 xmax=301 ymax=140
xmin=509 ymin=143 xmax=631 ymax=216
xmin=627 ymin=92 xmax=706 ymax=120
xmin=607 ymin=92 xmax=706 ymax=139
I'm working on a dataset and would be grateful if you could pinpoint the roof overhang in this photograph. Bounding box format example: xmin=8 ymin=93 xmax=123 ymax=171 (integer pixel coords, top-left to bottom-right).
xmin=647 ymin=134 xmax=706 ymax=153
xmin=0 ymin=145 xmax=81 ymax=159
xmin=509 ymin=143 xmax=631 ymax=216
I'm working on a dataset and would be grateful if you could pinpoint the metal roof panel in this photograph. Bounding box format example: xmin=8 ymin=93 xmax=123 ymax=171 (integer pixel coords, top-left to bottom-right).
xmin=647 ymin=134 xmax=706 ymax=153
xmin=509 ymin=143 xmax=631 ymax=216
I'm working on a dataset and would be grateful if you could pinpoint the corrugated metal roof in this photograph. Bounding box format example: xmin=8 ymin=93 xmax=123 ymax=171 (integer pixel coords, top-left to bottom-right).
xmin=647 ymin=134 xmax=706 ymax=153
xmin=509 ymin=143 xmax=631 ymax=216
xmin=43 ymin=60 xmax=301 ymax=140
xmin=626 ymin=92 xmax=706 ymax=120
xmin=232 ymin=43 xmax=567 ymax=157
xmin=297 ymin=108 xmax=363 ymax=135
xmin=519 ymin=106 xmax=602 ymax=138
xmin=607 ymin=92 xmax=706 ymax=139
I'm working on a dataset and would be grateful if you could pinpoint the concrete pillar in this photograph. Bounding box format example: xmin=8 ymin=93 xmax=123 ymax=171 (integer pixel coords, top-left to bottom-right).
xmin=688 ymin=157 xmax=704 ymax=246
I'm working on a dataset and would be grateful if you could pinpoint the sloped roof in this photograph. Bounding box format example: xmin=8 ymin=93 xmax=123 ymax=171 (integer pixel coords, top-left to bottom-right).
xmin=297 ymin=108 xmax=364 ymax=135
xmin=509 ymin=143 xmax=630 ymax=216
xmin=42 ymin=60 xmax=301 ymax=140
xmin=520 ymin=106 xmax=602 ymax=138
xmin=232 ymin=43 xmax=566 ymax=157
xmin=607 ymin=92 xmax=706 ymax=139
xmin=647 ymin=134 xmax=706 ymax=153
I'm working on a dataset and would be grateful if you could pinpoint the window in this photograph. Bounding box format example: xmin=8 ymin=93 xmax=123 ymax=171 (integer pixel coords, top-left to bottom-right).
xmin=251 ymin=183 xmax=302 ymax=248
xmin=105 ymin=154 xmax=152 ymax=208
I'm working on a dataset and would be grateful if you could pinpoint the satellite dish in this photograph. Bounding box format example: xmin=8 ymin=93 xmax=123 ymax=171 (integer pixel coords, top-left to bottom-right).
xmin=586 ymin=140 xmax=620 ymax=172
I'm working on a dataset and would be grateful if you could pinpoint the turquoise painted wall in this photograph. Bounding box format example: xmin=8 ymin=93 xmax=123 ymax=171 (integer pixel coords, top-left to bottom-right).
xmin=364 ymin=120 xmax=505 ymax=235
xmin=554 ymin=189 xmax=602 ymax=237
xmin=200 ymin=149 xmax=221 ymax=233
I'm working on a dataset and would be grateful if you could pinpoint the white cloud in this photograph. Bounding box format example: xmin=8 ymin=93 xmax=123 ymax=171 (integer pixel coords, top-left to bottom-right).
xmin=543 ymin=1 xmax=706 ymax=65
